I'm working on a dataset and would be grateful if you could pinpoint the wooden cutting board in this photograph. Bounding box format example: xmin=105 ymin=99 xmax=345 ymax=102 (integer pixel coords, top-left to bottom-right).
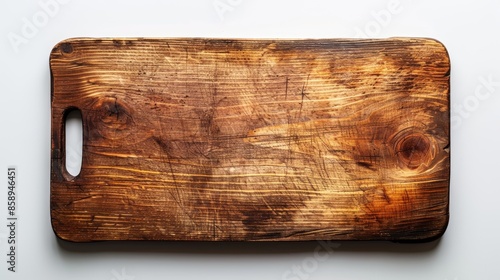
xmin=50 ymin=38 xmax=450 ymax=242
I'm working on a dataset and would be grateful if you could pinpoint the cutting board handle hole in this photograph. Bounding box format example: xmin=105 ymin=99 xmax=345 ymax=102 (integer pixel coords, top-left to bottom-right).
xmin=65 ymin=108 xmax=83 ymax=177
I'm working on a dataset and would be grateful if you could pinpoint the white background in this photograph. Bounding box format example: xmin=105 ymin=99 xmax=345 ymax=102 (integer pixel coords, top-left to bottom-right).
xmin=1 ymin=0 xmax=499 ymax=279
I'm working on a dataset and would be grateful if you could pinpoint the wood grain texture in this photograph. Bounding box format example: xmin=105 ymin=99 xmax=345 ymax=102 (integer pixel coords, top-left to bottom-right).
xmin=50 ymin=38 xmax=450 ymax=242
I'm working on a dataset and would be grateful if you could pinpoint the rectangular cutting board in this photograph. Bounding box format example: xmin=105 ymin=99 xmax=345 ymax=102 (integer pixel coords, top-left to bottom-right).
xmin=50 ymin=38 xmax=450 ymax=242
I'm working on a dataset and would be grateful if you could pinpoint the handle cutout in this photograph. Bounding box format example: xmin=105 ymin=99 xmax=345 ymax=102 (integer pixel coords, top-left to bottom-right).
xmin=65 ymin=109 xmax=83 ymax=177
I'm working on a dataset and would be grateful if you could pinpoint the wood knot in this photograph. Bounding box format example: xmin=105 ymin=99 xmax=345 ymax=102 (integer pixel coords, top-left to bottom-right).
xmin=392 ymin=131 xmax=436 ymax=170
xmin=60 ymin=43 xmax=73 ymax=54
xmin=89 ymin=96 xmax=134 ymax=140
